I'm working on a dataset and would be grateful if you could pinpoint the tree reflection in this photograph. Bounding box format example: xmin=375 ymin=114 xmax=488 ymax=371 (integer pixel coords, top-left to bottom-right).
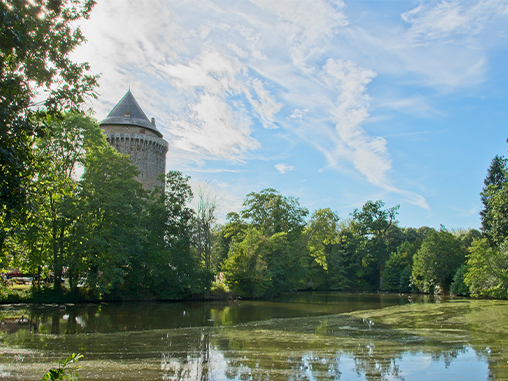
xmin=161 ymin=329 xmax=212 ymax=381
xmin=0 ymin=297 xmax=507 ymax=380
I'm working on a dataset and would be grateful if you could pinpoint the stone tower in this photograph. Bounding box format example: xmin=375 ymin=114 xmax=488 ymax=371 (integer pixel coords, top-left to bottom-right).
xmin=100 ymin=90 xmax=168 ymax=191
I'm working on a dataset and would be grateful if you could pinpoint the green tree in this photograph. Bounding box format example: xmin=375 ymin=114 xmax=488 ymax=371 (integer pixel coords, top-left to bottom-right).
xmin=1 ymin=0 xmax=98 ymax=250
xmin=326 ymin=225 xmax=367 ymax=291
xmin=72 ymin=143 xmax=145 ymax=299
xmin=191 ymin=182 xmax=220 ymax=271
xmin=36 ymin=115 xmax=103 ymax=290
xmin=351 ymin=200 xmax=400 ymax=289
xmin=211 ymin=212 xmax=248 ymax=272
xmin=241 ymin=188 xmax=308 ymax=239
xmin=458 ymin=229 xmax=482 ymax=249
xmin=382 ymin=241 xmax=417 ymax=292
xmin=482 ymin=183 xmax=508 ymax=247
xmin=480 ymin=155 xmax=507 ymax=243
xmin=222 ymin=189 xmax=308 ymax=297
xmin=303 ymin=208 xmax=340 ymax=289
xmin=4 ymin=115 xmax=104 ymax=290
xmin=144 ymin=171 xmax=212 ymax=299
xmin=222 ymin=227 xmax=270 ymax=298
xmin=465 ymin=238 xmax=508 ymax=298
xmin=412 ymin=229 xmax=466 ymax=294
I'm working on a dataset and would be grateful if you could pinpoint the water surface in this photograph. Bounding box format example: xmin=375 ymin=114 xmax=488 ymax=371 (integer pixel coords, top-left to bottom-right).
xmin=0 ymin=292 xmax=507 ymax=380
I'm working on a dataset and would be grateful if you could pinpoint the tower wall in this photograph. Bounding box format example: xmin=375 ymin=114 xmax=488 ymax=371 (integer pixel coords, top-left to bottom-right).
xmin=101 ymin=125 xmax=169 ymax=191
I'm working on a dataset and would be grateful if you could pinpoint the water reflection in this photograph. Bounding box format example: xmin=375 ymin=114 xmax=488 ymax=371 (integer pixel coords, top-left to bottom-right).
xmin=0 ymin=293 xmax=506 ymax=380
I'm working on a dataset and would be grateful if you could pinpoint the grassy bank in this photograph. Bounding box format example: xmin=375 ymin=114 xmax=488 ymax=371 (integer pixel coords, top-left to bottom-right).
xmin=0 ymin=281 xmax=237 ymax=304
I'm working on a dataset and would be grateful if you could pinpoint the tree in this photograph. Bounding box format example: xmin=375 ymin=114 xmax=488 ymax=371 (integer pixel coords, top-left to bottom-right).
xmin=465 ymin=238 xmax=508 ymax=298
xmin=222 ymin=189 xmax=308 ymax=297
xmin=458 ymin=229 xmax=482 ymax=249
xmin=1 ymin=0 xmax=98 ymax=250
xmin=72 ymin=142 xmax=145 ymax=299
xmin=326 ymin=224 xmax=368 ymax=291
xmin=36 ymin=115 xmax=104 ymax=290
xmin=145 ymin=171 xmax=212 ymax=299
xmin=241 ymin=188 xmax=308 ymax=239
xmin=480 ymin=155 xmax=508 ymax=243
xmin=450 ymin=264 xmax=470 ymax=296
xmin=212 ymin=212 xmax=248 ymax=272
xmin=412 ymin=229 xmax=466 ymax=294
xmin=4 ymin=114 xmax=105 ymax=289
xmin=351 ymin=200 xmax=400 ymax=289
xmin=192 ymin=181 xmax=220 ymax=271
xmin=222 ymin=227 xmax=270 ymax=298
xmin=482 ymin=183 xmax=508 ymax=247
xmin=303 ymin=208 xmax=340 ymax=289
xmin=382 ymin=241 xmax=417 ymax=292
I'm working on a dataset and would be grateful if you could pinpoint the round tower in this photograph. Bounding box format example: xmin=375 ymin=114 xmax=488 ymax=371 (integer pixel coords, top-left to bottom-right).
xmin=100 ymin=90 xmax=168 ymax=191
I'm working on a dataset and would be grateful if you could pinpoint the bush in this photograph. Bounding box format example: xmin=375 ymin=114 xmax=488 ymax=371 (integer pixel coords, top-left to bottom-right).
xmin=40 ymin=353 xmax=82 ymax=380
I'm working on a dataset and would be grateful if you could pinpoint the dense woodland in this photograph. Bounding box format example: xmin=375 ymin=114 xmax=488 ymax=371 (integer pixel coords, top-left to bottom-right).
xmin=1 ymin=115 xmax=508 ymax=301
xmin=1 ymin=1 xmax=507 ymax=302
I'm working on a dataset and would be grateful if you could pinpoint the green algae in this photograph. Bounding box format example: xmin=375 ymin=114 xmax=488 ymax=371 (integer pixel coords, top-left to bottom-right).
xmin=1 ymin=294 xmax=507 ymax=380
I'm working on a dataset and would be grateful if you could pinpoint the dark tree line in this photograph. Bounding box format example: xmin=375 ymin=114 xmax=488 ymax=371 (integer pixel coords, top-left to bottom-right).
xmin=3 ymin=117 xmax=506 ymax=301
xmin=212 ymin=191 xmax=485 ymax=298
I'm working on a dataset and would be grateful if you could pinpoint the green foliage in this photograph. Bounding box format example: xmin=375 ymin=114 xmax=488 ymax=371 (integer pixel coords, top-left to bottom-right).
xmin=1 ymin=0 xmax=98 ymax=250
xmin=222 ymin=189 xmax=308 ymax=298
xmin=466 ymin=145 xmax=508 ymax=299
xmin=480 ymin=155 xmax=508 ymax=241
xmin=326 ymin=228 xmax=367 ymax=291
xmin=142 ymin=171 xmax=213 ymax=299
xmin=351 ymin=200 xmax=400 ymax=241
xmin=350 ymin=200 xmax=401 ymax=289
xmin=222 ymin=228 xmax=270 ymax=298
xmin=304 ymin=208 xmax=340 ymax=272
xmin=73 ymin=138 xmax=144 ymax=299
xmin=450 ymin=264 xmax=470 ymax=296
xmin=458 ymin=229 xmax=482 ymax=249
xmin=482 ymin=183 xmax=508 ymax=247
xmin=465 ymin=238 xmax=508 ymax=298
xmin=412 ymin=229 xmax=466 ymax=294
xmin=40 ymin=353 xmax=82 ymax=381
xmin=1 ymin=113 xmax=211 ymax=301
xmin=398 ymin=265 xmax=414 ymax=293
xmin=382 ymin=241 xmax=416 ymax=292
xmin=212 ymin=212 xmax=248 ymax=272
xmin=241 ymin=188 xmax=308 ymax=239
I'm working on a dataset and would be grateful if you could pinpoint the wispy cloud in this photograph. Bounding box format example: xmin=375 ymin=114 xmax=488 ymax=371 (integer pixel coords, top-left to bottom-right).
xmin=402 ymin=0 xmax=508 ymax=44
xmin=74 ymin=0 xmax=508 ymax=213
xmin=183 ymin=168 xmax=246 ymax=174
xmin=275 ymin=163 xmax=295 ymax=174
xmin=322 ymin=59 xmax=389 ymax=187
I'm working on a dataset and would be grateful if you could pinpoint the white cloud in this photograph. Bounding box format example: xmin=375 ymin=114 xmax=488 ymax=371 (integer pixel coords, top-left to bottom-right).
xmin=275 ymin=163 xmax=295 ymax=174
xmin=170 ymin=92 xmax=260 ymax=160
xmin=76 ymin=0 xmax=464 ymax=210
xmin=323 ymin=59 xmax=390 ymax=187
xmin=402 ymin=0 xmax=508 ymax=44
xmin=289 ymin=108 xmax=308 ymax=120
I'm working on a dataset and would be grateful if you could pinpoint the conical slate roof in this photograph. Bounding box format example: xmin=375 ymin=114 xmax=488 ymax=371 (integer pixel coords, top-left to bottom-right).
xmin=100 ymin=90 xmax=162 ymax=137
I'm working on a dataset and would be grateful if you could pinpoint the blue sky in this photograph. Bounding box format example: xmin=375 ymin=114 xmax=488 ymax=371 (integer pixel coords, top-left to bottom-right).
xmin=73 ymin=0 xmax=508 ymax=230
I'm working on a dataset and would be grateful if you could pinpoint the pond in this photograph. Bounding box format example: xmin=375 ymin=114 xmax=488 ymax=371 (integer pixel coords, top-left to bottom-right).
xmin=0 ymin=292 xmax=507 ymax=380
